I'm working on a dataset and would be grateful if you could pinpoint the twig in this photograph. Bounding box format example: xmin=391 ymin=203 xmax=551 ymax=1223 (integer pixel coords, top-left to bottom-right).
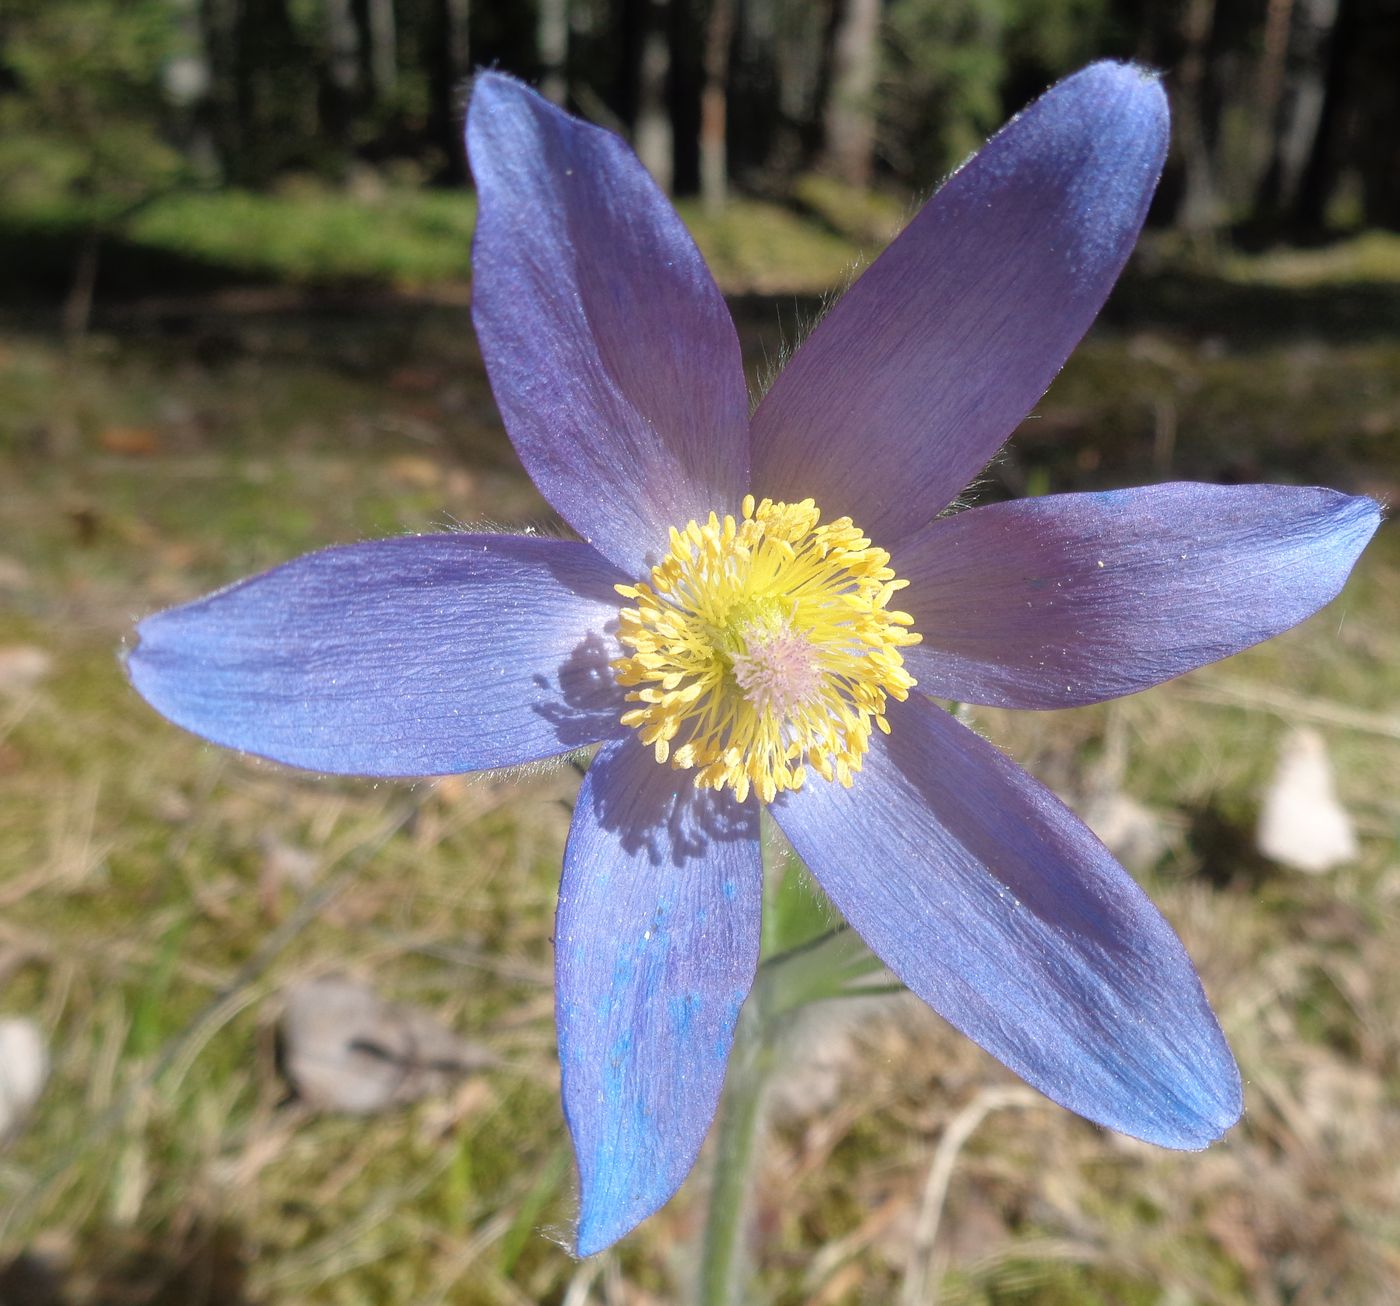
xmin=1174 ymin=674 xmax=1400 ymax=741
xmin=900 ymin=1086 xmax=1042 ymax=1306
xmin=560 ymin=1255 xmax=604 ymax=1306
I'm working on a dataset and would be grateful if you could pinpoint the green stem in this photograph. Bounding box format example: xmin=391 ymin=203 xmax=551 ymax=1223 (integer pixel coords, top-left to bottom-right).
xmin=762 ymin=926 xmax=886 ymax=1015
xmin=696 ymin=927 xmax=886 ymax=1304
xmin=696 ymin=998 xmax=770 ymax=1306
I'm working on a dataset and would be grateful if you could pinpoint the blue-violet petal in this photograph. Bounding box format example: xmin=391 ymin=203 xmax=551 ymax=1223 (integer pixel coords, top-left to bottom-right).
xmin=128 ymin=534 xmax=628 ymax=775
xmin=773 ymin=693 xmax=1242 ymax=1149
xmin=898 ymin=484 xmax=1381 ymax=708
xmin=750 ymin=61 xmax=1168 ymax=542
xmin=557 ymin=738 xmax=762 ymax=1256
xmin=467 ymin=72 xmax=750 ymax=576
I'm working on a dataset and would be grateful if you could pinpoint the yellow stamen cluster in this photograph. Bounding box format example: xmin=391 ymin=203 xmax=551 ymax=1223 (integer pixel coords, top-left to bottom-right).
xmin=612 ymin=496 xmax=922 ymax=804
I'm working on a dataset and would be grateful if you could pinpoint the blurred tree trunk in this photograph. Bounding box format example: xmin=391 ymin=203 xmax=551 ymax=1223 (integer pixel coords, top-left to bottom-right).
xmin=1256 ymin=0 xmax=1339 ymax=225
xmin=323 ymin=0 xmax=360 ymax=150
xmin=1253 ymin=0 xmax=1294 ymax=184
xmin=1290 ymin=0 xmax=1400 ymax=231
xmin=201 ymin=0 xmax=240 ymax=179
xmin=427 ymin=0 xmax=470 ymax=182
xmin=538 ymin=0 xmax=568 ymax=104
xmin=1349 ymin=0 xmax=1400 ymax=228
xmin=819 ymin=0 xmax=879 ymax=186
xmin=169 ymin=0 xmax=219 ymax=179
xmin=1174 ymin=0 xmax=1221 ymax=233
xmin=633 ymin=0 xmax=673 ymax=190
xmin=700 ymin=0 xmax=735 ymax=211
xmin=796 ymin=0 xmax=840 ymax=170
xmin=1260 ymin=0 xmax=1288 ymax=145
xmin=229 ymin=0 xmax=300 ymax=184
xmin=367 ymin=0 xmax=398 ymax=100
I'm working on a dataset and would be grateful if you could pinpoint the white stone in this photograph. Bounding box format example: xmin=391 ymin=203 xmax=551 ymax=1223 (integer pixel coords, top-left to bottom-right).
xmin=1256 ymin=726 xmax=1358 ymax=874
xmin=0 ymin=1017 xmax=49 ymax=1139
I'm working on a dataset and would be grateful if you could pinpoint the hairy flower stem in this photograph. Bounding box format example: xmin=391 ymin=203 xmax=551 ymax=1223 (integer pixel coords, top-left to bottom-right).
xmin=696 ymin=996 xmax=770 ymax=1306
xmin=697 ymin=922 xmax=887 ymax=1304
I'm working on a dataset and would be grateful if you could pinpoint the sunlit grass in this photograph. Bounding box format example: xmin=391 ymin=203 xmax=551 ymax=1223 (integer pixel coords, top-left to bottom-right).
xmin=127 ymin=184 xmax=481 ymax=289
xmin=11 ymin=176 xmax=1400 ymax=303
xmin=1223 ymin=230 xmax=1400 ymax=287
xmin=3 ymin=180 xmax=873 ymax=296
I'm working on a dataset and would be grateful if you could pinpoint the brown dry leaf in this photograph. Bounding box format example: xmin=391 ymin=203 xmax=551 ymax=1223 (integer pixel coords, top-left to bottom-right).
xmin=388 ymin=365 xmax=444 ymax=393
xmin=386 ymin=453 xmax=444 ymax=489
xmin=258 ymin=837 xmax=320 ymax=921
xmin=98 ymin=425 xmax=161 ymax=456
xmin=0 ymin=645 xmax=52 ymax=696
xmin=0 ymin=556 xmax=30 ymax=590
xmin=444 ymin=467 xmax=478 ymax=501
xmin=1204 ymin=1190 xmax=1269 ymax=1280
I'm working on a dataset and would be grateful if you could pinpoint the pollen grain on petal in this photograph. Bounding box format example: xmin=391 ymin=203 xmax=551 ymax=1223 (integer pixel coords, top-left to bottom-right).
xmin=611 ymin=497 xmax=921 ymax=804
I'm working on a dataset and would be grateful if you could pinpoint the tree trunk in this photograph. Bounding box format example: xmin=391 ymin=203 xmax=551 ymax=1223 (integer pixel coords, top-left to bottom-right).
xmin=699 ymin=0 xmax=735 ymax=212
xmin=1273 ymin=0 xmax=1339 ymax=216
xmin=167 ymin=0 xmax=219 ymax=178
xmin=366 ymin=0 xmax=397 ymax=100
xmin=1253 ymin=0 xmax=1294 ymax=184
xmin=427 ymin=0 xmax=470 ymax=182
xmin=322 ymin=0 xmax=360 ymax=148
xmin=819 ymin=0 xmax=880 ymax=187
xmin=445 ymin=0 xmax=470 ymax=74
xmin=230 ymin=0 xmax=301 ymax=184
xmin=1296 ymin=0 xmax=1362 ymax=230
xmin=538 ymin=0 xmax=568 ymax=105
xmin=1352 ymin=0 xmax=1400 ymax=228
xmin=199 ymin=0 xmax=241 ymax=181
xmin=1174 ymin=0 xmax=1221 ymax=234
xmin=634 ymin=0 xmax=672 ymax=192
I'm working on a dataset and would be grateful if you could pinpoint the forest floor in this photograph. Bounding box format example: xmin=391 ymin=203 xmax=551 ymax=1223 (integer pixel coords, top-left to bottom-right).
xmin=0 ymin=197 xmax=1398 ymax=1305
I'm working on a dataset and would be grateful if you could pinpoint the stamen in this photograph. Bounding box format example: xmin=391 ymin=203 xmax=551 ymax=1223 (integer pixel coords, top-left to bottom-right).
xmin=612 ymin=497 xmax=921 ymax=804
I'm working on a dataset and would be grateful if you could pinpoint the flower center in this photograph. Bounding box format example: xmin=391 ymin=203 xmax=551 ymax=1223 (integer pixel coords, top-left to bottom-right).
xmin=612 ymin=496 xmax=921 ymax=804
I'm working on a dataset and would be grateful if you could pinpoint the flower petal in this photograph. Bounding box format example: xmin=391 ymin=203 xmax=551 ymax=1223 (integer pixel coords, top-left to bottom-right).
xmin=467 ymin=73 xmax=750 ymax=577
xmin=898 ymin=484 xmax=1381 ymax=708
xmin=127 ymin=534 xmax=629 ymax=775
xmin=773 ymin=694 xmax=1242 ymax=1148
xmin=750 ymin=61 xmax=1168 ymax=540
xmin=557 ymin=738 xmax=762 ymax=1256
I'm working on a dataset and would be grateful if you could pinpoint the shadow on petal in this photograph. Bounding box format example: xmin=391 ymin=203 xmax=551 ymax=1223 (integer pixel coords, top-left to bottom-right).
xmin=881 ymin=723 xmax=1142 ymax=965
xmin=531 ymin=630 xmax=631 ymax=751
xmin=579 ymin=735 xmax=759 ymax=865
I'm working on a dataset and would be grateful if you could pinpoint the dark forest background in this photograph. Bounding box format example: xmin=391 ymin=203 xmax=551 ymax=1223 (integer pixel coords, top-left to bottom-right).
xmin=2 ymin=0 xmax=1397 ymax=247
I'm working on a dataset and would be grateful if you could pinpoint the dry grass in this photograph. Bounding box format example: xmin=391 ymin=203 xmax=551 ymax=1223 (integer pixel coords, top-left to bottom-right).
xmin=0 ymin=261 xmax=1396 ymax=1304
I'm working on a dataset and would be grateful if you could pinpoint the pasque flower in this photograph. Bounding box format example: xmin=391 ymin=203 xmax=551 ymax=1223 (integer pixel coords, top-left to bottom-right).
xmin=128 ymin=64 xmax=1379 ymax=1255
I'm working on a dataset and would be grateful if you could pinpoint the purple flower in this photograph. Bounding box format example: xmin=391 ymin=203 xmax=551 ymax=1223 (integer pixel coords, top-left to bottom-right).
xmin=127 ymin=64 xmax=1379 ymax=1256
